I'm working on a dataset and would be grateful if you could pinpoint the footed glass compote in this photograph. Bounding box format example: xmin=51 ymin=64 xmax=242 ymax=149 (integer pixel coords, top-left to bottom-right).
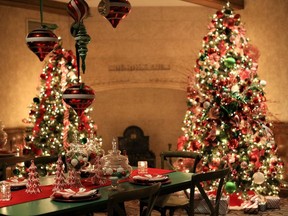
xmin=66 ymin=142 xmax=88 ymax=188
xmin=84 ymin=136 xmax=105 ymax=185
xmin=99 ymin=138 xmax=132 ymax=190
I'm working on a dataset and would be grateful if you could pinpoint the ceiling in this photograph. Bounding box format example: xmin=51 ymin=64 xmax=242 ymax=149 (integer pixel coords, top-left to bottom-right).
xmin=57 ymin=0 xmax=198 ymax=7
xmin=0 ymin=0 xmax=244 ymax=15
xmin=55 ymin=0 xmax=244 ymax=9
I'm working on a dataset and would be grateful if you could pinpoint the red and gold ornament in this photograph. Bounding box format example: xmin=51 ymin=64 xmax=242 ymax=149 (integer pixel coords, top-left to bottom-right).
xmin=98 ymin=0 xmax=131 ymax=28
xmin=62 ymin=83 xmax=95 ymax=118
xmin=26 ymin=28 xmax=58 ymax=61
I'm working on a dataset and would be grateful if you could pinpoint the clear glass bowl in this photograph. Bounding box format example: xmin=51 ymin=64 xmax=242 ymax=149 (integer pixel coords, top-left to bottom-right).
xmin=99 ymin=138 xmax=132 ymax=180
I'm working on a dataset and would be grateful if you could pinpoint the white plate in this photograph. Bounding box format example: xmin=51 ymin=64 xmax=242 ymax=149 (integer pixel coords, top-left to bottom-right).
xmin=4 ymin=178 xmax=27 ymax=187
xmin=133 ymin=174 xmax=169 ymax=182
xmin=52 ymin=188 xmax=98 ymax=199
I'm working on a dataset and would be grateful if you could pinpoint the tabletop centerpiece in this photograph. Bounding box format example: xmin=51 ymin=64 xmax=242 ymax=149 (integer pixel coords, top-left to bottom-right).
xmin=66 ymin=138 xmax=88 ymax=188
xmin=99 ymin=138 xmax=132 ymax=190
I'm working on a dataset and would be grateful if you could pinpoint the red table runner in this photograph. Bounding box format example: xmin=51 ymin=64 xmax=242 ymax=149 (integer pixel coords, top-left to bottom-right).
xmin=0 ymin=168 xmax=173 ymax=207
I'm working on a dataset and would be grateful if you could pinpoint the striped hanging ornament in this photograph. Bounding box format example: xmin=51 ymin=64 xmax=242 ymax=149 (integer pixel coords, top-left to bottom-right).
xmin=98 ymin=0 xmax=131 ymax=28
xmin=26 ymin=28 xmax=58 ymax=61
xmin=67 ymin=0 xmax=89 ymax=24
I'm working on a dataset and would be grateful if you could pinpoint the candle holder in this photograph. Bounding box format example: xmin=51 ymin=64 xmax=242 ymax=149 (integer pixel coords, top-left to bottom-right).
xmin=138 ymin=161 xmax=148 ymax=175
xmin=0 ymin=182 xmax=11 ymax=201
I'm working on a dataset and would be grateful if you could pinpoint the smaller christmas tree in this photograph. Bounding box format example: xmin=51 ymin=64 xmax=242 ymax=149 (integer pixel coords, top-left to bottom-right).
xmin=52 ymin=156 xmax=67 ymax=192
xmin=23 ymin=43 xmax=98 ymax=156
xmin=26 ymin=160 xmax=41 ymax=194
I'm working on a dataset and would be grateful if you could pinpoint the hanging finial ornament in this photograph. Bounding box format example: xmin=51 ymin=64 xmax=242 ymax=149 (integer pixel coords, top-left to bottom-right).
xmin=75 ymin=23 xmax=91 ymax=73
xmin=67 ymin=0 xmax=90 ymax=76
xmin=26 ymin=0 xmax=58 ymax=61
xmin=64 ymin=0 xmax=95 ymax=124
xmin=98 ymin=0 xmax=131 ymax=28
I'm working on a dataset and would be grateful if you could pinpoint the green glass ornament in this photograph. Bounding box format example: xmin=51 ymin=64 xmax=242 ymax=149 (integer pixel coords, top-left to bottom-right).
xmin=224 ymin=57 xmax=236 ymax=68
xmin=12 ymin=168 xmax=21 ymax=176
xmin=81 ymin=137 xmax=88 ymax=144
xmin=33 ymin=97 xmax=40 ymax=104
xmin=225 ymin=181 xmax=237 ymax=194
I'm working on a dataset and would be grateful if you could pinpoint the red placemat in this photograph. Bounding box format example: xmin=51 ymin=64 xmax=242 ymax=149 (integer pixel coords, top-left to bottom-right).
xmin=0 ymin=180 xmax=105 ymax=208
xmin=0 ymin=168 xmax=174 ymax=207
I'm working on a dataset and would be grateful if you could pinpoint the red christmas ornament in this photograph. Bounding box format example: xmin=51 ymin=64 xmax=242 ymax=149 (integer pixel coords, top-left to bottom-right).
xmin=67 ymin=0 xmax=89 ymax=23
xmin=98 ymin=0 xmax=131 ymax=28
xmin=216 ymin=11 xmax=224 ymax=18
xmin=62 ymin=83 xmax=95 ymax=117
xmin=26 ymin=28 xmax=58 ymax=61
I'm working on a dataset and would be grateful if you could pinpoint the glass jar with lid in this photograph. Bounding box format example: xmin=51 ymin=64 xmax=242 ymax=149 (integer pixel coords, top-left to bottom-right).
xmin=99 ymin=138 xmax=132 ymax=189
xmin=66 ymin=142 xmax=88 ymax=188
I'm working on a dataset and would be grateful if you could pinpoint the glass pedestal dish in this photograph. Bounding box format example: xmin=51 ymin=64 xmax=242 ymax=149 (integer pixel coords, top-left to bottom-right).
xmin=99 ymin=138 xmax=132 ymax=190
xmin=66 ymin=143 xmax=88 ymax=188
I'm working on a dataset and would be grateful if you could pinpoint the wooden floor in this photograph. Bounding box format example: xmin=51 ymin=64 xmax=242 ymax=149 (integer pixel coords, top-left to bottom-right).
xmin=93 ymin=198 xmax=288 ymax=215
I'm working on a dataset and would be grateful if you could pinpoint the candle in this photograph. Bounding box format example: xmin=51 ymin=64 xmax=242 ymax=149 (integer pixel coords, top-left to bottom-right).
xmin=0 ymin=182 xmax=11 ymax=201
xmin=138 ymin=161 xmax=148 ymax=175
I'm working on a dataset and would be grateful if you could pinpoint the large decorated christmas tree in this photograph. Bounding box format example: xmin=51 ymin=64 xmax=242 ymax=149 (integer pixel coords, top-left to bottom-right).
xmin=180 ymin=3 xmax=284 ymax=197
xmin=23 ymin=43 xmax=98 ymax=156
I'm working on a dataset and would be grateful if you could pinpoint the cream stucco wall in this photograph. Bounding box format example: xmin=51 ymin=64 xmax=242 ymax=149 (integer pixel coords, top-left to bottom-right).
xmin=0 ymin=0 xmax=287 ymax=166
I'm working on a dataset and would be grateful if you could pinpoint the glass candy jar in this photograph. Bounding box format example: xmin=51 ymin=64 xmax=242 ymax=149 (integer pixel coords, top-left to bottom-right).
xmin=86 ymin=136 xmax=105 ymax=166
xmin=66 ymin=143 xmax=88 ymax=188
xmin=99 ymin=138 xmax=132 ymax=189
xmin=84 ymin=136 xmax=105 ymax=184
xmin=0 ymin=121 xmax=7 ymax=150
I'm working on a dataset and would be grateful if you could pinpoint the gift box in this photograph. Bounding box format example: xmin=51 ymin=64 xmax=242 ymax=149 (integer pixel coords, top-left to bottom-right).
xmin=258 ymin=202 xmax=267 ymax=211
xmin=243 ymin=202 xmax=259 ymax=214
xmin=194 ymin=196 xmax=229 ymax=215
xmin=266 ymin=196 xmax=280 ymax=209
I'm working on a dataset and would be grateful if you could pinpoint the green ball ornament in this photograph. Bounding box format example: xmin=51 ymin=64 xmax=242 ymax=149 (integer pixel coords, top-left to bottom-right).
xmin=33 ymin=97 xmax=40 ymax=104
xmin=12 ymin=168 xmax=21 ymax=176
xmin=225 ymin=181 xmax=237 ymax=194
xmin=224 ymin=57 xmax=236 ymax=68
xmin=81 ymin=137 xmax=88 ymax=144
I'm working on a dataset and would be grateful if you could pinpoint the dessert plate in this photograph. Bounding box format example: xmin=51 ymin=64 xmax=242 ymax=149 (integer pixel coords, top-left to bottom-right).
xmin=51 ymin=188 xmax=100 ymax=202
xmin=3 ymin=177 xmax=27 ymax=190
xmin=131 ymin=174 xmax=171 ymax=185
xmin=133 ymin=174 xmax=169 ymax=182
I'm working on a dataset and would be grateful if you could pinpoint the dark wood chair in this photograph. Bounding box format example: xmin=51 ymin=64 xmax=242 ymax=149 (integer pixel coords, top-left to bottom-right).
xmin=140 ymin=151 xmax=202 ymax=216
xmin=160 ymin=151 xmax=202 ymax=173
xmin=188 ymin=167 xmax=230 ymax=216
xmin=118 ymin=125 xmax=156 ymax=168
xmin=107 ymin=182 xmax=161 ymax=216
xmin=0 ymin=155 xmax=61 ymax=179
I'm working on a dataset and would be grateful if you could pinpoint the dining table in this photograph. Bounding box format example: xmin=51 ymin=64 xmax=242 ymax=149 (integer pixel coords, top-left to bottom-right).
xmin=0 ymin=168 xmax=192 ymax=216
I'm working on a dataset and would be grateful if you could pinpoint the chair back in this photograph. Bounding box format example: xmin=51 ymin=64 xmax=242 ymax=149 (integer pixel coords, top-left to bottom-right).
xmin=1 ymin=155 xmax=61 ymax=179
xmin=189 ymin=167 xmax=230 ymax=216
xmin=160 ymin=151 xmax=202 ymax=173
xmin=108 ymin=182 xmax=161 ymax=216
